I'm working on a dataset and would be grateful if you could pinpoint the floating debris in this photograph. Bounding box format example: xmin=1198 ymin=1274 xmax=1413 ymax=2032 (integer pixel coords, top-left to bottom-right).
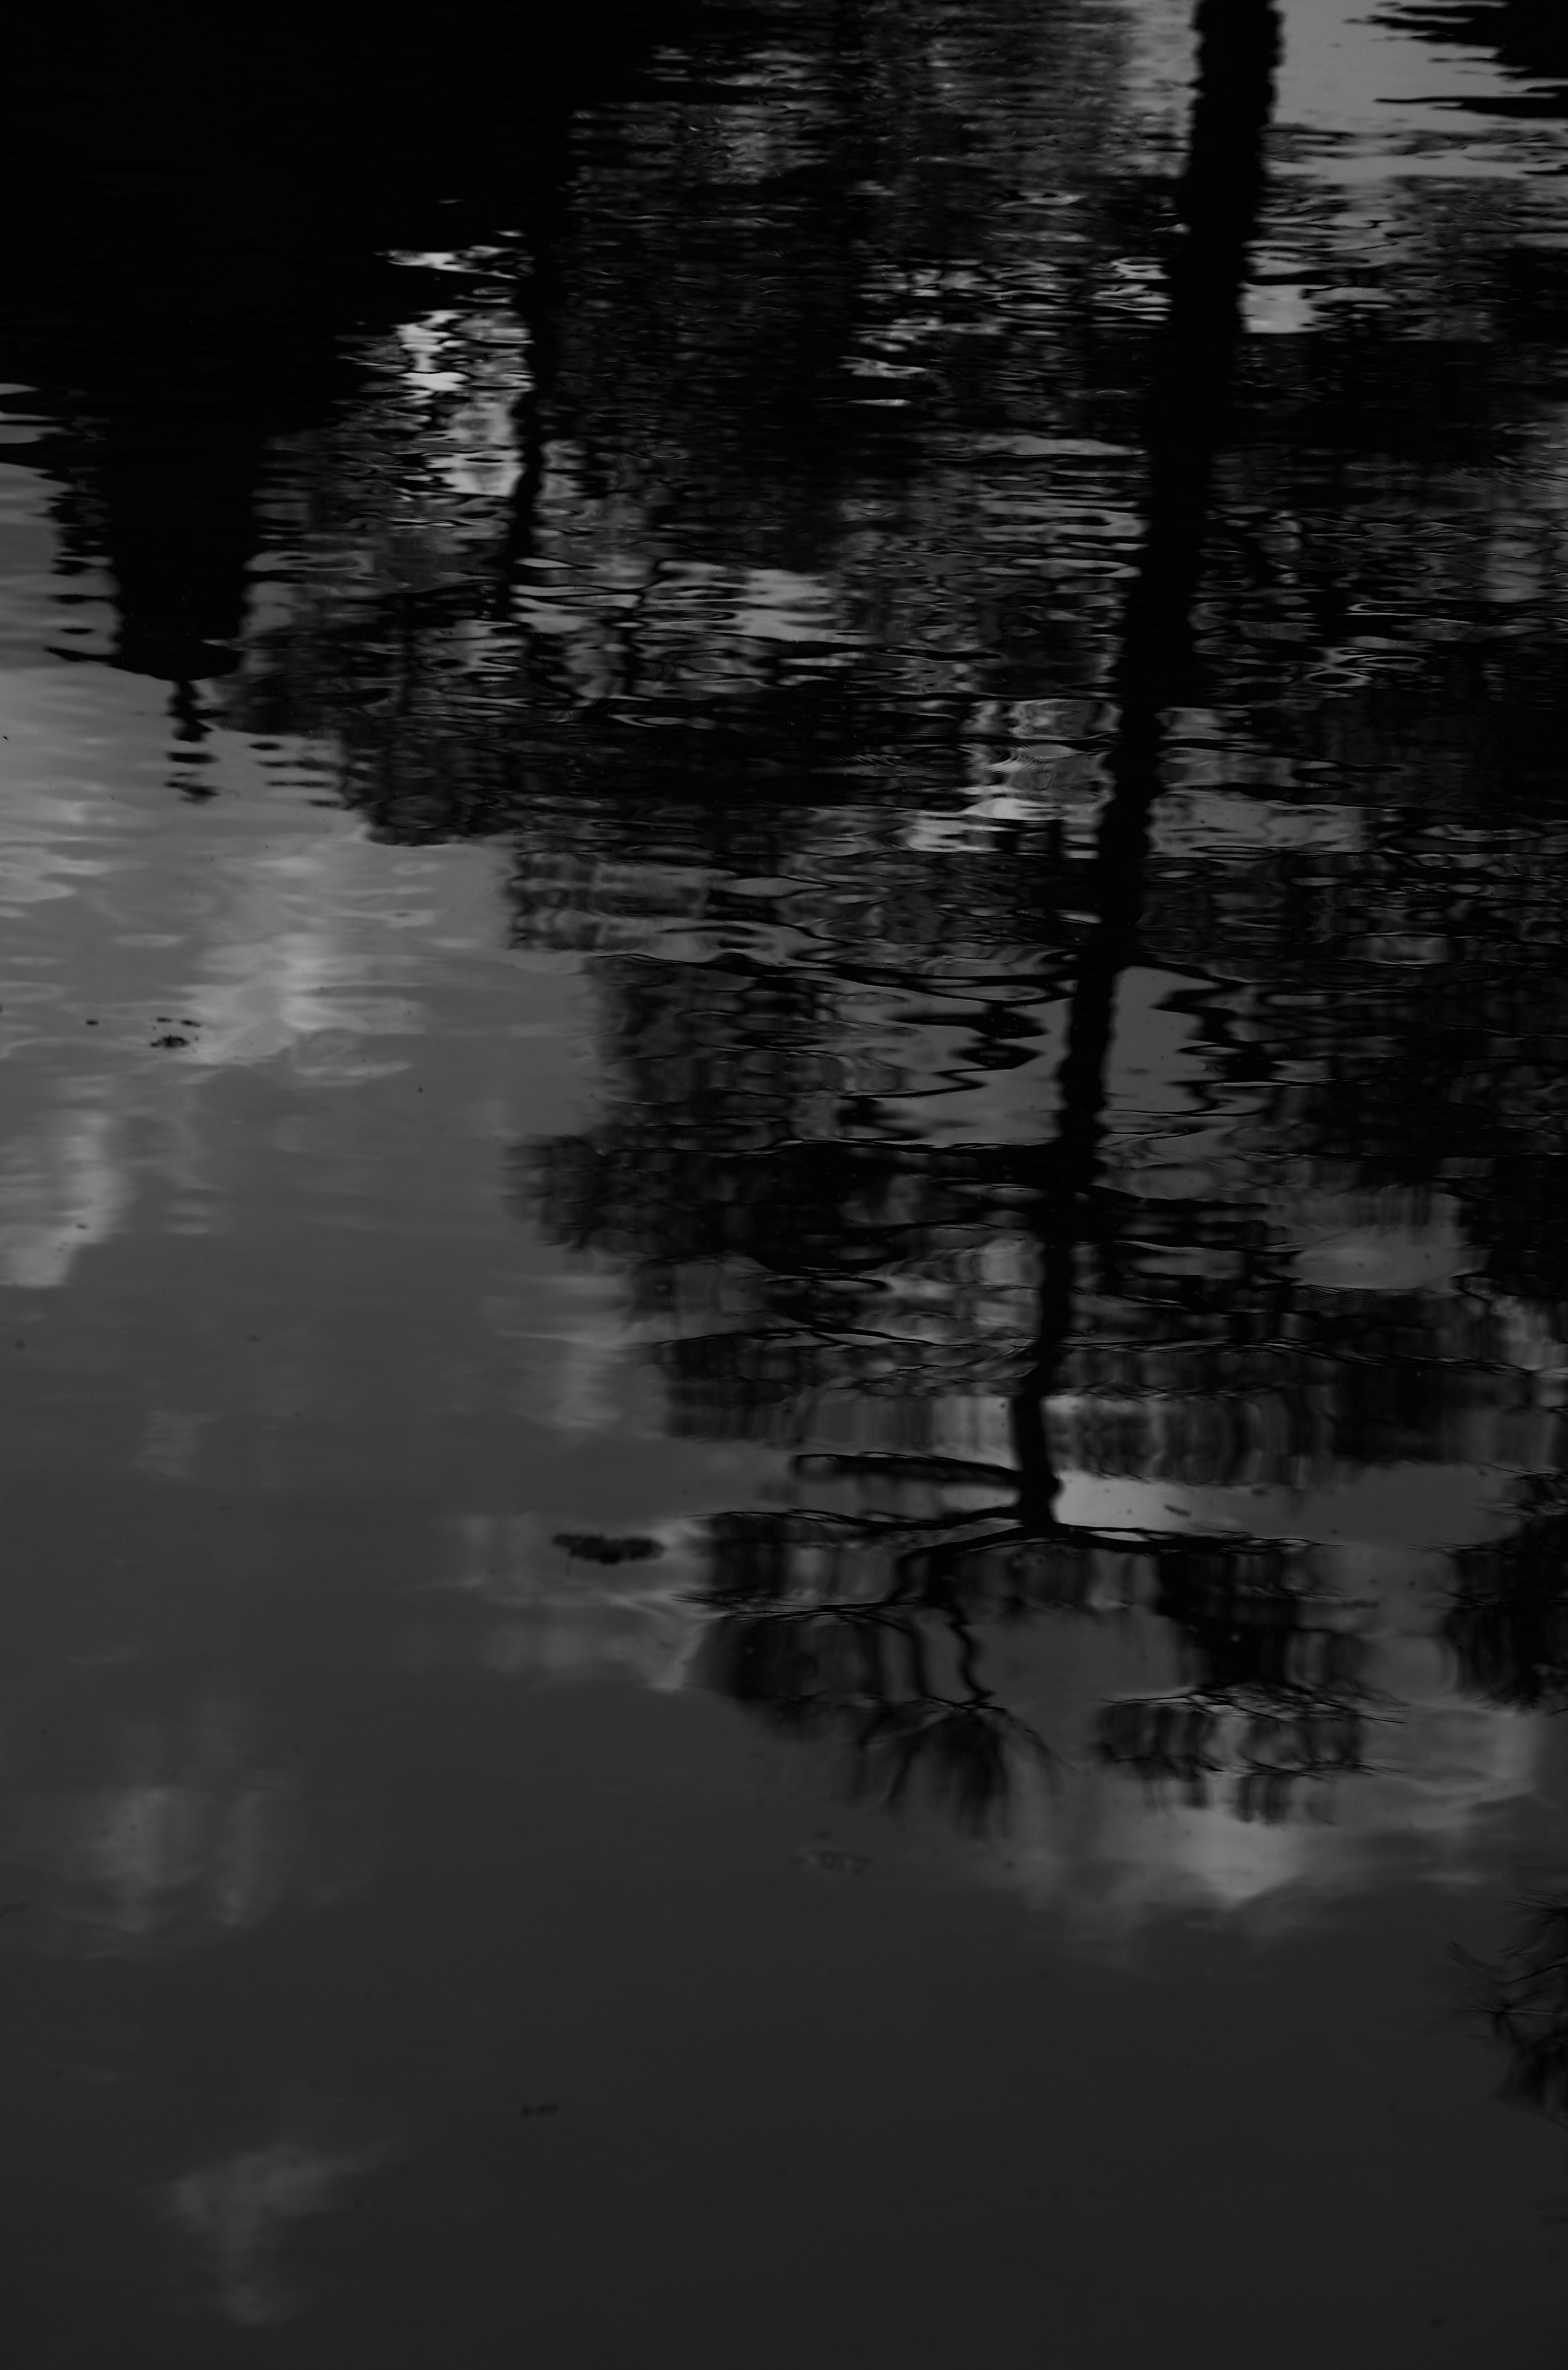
xmin=552 ymin=1532 xmax=665 ymax=1566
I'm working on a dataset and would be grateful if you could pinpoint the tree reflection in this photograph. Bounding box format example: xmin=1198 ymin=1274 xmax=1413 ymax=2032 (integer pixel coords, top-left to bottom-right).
xmin=1460 ymin=1892 xmax=1568 ymax=2124
xmin=1010 ymin=0 xmax=1283 ymax=1528
xmin=699 ymin=1521 xmax=1056 ymax=1830
xmin=1446 ymin=1482 xmax=1568 ymax=1713
xmin=8 ymin=0 xmax=1564 ymax=1889
xmin=5 ymin=0 xmax=1568 ymax=2342
xmin=1095 ymin=1541 xmax=1375 ymax=1822
xmin=497 ymin=0 xmax=1568 ymax=1866
xmin=521 ymin=0 xmax=1312 ymax=1834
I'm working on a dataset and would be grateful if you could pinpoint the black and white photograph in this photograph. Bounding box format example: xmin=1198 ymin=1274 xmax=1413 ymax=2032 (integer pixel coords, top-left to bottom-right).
xmin=1 ymin=0 xmax=1566 ymax=2360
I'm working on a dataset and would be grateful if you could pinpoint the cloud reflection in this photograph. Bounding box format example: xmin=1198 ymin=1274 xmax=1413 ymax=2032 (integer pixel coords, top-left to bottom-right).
xmin=162 ymin=2116 xmax=389 ymax=2327
xmin=17 ymin=1700 xmax=299 ymax=1956
xmin=980 ymin=1689 xmax=1538 ymax=1947
xmin=0 ymin=1100 xmax=125 ymax=1287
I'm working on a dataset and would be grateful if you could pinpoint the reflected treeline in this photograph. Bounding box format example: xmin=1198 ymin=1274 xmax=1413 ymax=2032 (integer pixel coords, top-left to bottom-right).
xmin=1448 ymin=1479 xmax=1568 ymax=1713
xmin=503 ymin=0 xmax=1568 ymax=1852
xmin=217 ymin=0 xmax=1170 ymax=826
xmin=1404 ymin=0 xmax=1568 ymax=101
xmin=202 ymin=0 xmax=1568 ymax=831
xmin=6 ymin=0 xmax=1568 ymax=1874
xmin=0 ymin=0 xmax=691 ymax=679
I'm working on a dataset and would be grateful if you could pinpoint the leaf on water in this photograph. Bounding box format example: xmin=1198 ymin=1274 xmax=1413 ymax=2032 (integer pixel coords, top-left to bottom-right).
xmin=552 ymin=1531 xmax=665 ymax=1566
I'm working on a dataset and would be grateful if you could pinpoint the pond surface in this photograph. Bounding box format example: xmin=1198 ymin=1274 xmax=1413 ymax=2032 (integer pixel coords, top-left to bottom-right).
xmin=3 ymin=0 xmax=1568 ymax=2359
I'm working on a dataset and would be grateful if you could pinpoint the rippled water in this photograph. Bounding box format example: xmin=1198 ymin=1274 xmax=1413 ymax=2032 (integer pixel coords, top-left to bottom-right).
xmin=3 ymin=0 xmax=1568 ymax=2359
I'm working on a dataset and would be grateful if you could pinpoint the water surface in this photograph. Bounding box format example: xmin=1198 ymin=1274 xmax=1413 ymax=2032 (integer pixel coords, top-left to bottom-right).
xmin=3 ymin=1 xmax=1568 ymax=2360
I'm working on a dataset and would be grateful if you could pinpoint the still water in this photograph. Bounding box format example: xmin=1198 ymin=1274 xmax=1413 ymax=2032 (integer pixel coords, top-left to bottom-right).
xmin=2 ymin=0 xmax=1568 ymax=2358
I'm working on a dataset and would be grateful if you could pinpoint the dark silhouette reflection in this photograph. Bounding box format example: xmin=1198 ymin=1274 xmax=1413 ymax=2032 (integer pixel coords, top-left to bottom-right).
xmin=701 ymin=1588 xmax=1054 ymax=1832
xmin=1459 ymin=1891 xmax=1568 ymax=2123
xmin=0 ymin=0 xmax=678 ymax=683
xmin=9 ymin=0 xmax=1568 ymax=2350
xmin=1447 ymin=1482 xmax=1568 ymax=1712
xmin=1402 ymin=0 xmax=1568 ymax=102
xmin=519 ymin=0 xmax=1331 ymax=1837
xmin=1095 ymin=1542 xmax=1375 ymax=1822
xmin=2 ymin=0 xmax=1558 ymax=1899
xmin=491 ymin=0 xmax=1566 ymax=1876
xmin=1011 ymin=0 xmax=1282 ymax=1528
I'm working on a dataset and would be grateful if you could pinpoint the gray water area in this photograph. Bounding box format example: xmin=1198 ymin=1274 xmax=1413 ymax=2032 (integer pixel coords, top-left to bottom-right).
xmin=3 ymin=0 xmax=1568 ymax=2359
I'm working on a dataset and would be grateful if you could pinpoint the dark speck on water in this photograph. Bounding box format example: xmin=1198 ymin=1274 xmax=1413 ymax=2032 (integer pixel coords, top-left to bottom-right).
xmin=553 ymin=1530 xmax=665 ymax=1565
xmin=2 ymin=0 xmax=1568 ymax=2360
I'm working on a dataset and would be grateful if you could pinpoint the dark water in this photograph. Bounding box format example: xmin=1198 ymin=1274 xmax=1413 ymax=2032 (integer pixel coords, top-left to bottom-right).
xmin=2 ymin=0 xmax=1568 ymax=2358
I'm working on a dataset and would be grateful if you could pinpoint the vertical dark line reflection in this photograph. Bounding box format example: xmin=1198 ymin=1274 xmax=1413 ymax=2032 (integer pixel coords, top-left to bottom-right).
xmin=1010 ymin=0 xmax=1282 ymax=1532
xmin=497 ymin=129 xmax=575 ymax=610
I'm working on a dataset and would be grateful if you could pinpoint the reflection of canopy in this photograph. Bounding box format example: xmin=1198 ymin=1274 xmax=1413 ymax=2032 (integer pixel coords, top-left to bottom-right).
xmin=0 ymin=0 xmax=661 ymax=680
xmin=982 ymin=1687 xmax=1539 ymax=1940
xmin=1399 ymin=0 xmax=1568 ymax=103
